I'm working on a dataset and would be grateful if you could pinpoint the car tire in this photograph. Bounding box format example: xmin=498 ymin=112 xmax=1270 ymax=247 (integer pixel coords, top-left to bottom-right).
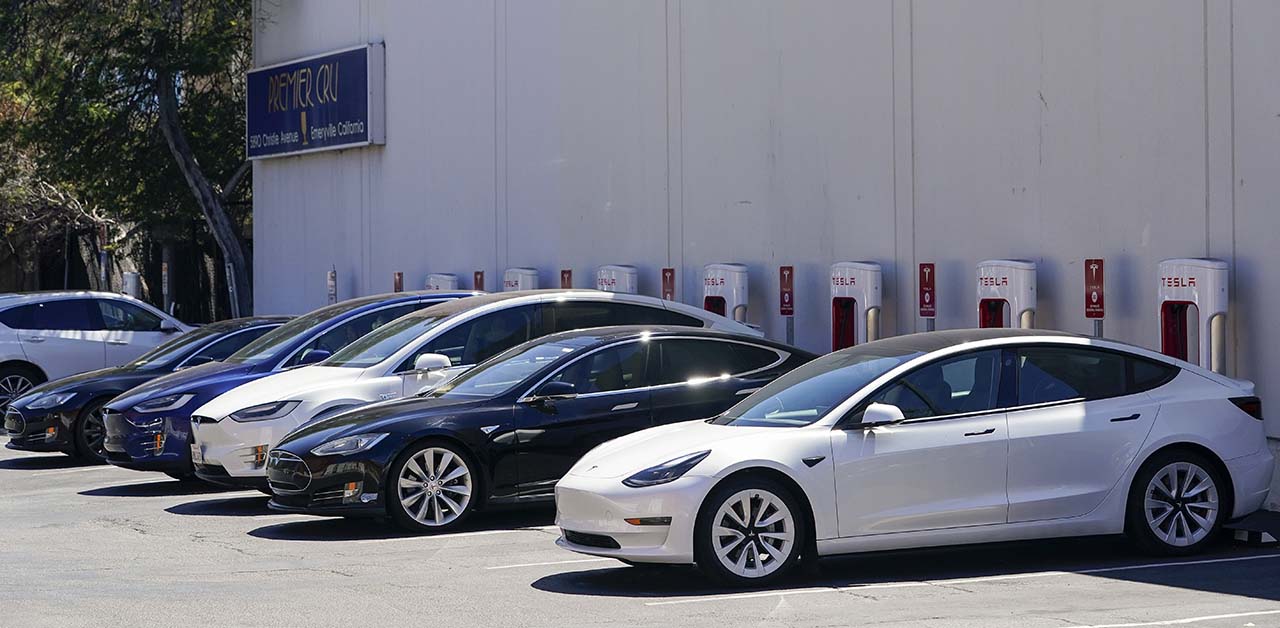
xmin=0 ymin=364 xmax=43 ymax=410
xmin=387 ymin=440 xmax=479 ymax=534
xmin=1126 ymin=448 xmax=1228 ymax=556
xmin=694 ymin=475 xmax=806 ymax=587
xmin=73 ymin=397 xmax=110 ymax=464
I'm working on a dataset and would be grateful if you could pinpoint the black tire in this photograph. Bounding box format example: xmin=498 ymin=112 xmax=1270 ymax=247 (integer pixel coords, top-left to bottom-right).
xmin=1126 ymin=448 xmax=1228 ymax=556
xmin=387 ymin=439 xmax=479 ymax=534
xmin=694 ymin=475 xmax=807 ymax=587
xmin=73 ymin=397 xmax=110 ymax=464
xmin=0 ymin=364 xmax=43 ymax=410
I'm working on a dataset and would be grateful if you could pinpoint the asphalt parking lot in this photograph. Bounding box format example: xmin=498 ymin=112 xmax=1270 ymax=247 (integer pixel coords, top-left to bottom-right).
xmin=3 ymin=446 xmax=1279 ymax=628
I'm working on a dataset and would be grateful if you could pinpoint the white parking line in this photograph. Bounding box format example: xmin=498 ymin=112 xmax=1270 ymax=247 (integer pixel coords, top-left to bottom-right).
xmin=1076 ymin=609 xmax=1280 ymax=627
xmin=29 ymin=466 xmax=115 ymax=477
xmin=644 ymin=552 xmax=1280 ymax=607
xmin=487 ymin=558 xmax=617 ymax=570
xmin=349 ymin=525 xmax=559 ymax=544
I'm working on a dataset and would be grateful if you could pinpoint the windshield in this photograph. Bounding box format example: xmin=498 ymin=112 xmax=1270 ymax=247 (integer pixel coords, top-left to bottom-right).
xmin=431 ymin=339 xmax=583 ymax=399
xmin=712 ymin=347 xmax=922 ymax=428
xmin=324 ymin=314 xmax=449 ymax=368
xmin=127 ymin=326 xmax=222 ymax=368
xmin=226 ymin=302 xmax=377 ymax=364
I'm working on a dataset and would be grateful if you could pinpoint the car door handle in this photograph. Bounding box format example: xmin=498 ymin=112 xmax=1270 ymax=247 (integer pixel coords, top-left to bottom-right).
xmin=611 ymin=402 xmax=639 ymax=412
xmin=1110 ymin=413 xmax=1141 ymax=423
xmin=964 ymin=428 xmax=996 ymax=437
xmin=23 ymin=336 xmax=44 ymax=343
xmin=106 ymin=340 xmax=129 ymax=346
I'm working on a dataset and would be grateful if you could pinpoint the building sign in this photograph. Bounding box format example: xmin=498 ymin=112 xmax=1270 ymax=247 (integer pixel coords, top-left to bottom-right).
xmin=246 ymin=44 xmax=385 ymax=159
xmin=779 ymin=266 xmax=795 ymax=316
xmin=560 ymin=269 xmax=573 ymax=289
xmin=919 ymin=263 xmax=936 ymax=318
xmin=661 ymin=268 xmax=676 ymax=301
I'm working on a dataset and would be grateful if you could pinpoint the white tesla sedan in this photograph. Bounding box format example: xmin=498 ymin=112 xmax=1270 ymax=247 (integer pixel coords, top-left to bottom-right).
xmin=189 ymin=289 xmax=759 ymax=487
xmin=555 ymin=329 xmax=1274 ymax=586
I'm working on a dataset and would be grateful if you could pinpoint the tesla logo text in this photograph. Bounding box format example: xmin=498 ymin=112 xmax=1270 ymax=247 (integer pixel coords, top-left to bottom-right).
xmin=503 ymin=280 xmax=521 ymax=288
xmin=704 ymin=278 xmax=725 ymax=286
xmin=979 ymin=277 xmax=1009 ymax=287
xmin=597 ymin=278 xmax=617 ymax=287
xmin=831 ymin=276 xmax=857 ymax=286
xmin=1161 ymin=276 xmax=1197 ymax=288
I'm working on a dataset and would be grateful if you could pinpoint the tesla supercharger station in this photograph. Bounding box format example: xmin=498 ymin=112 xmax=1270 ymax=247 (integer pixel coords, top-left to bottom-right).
xmin=1157 ymin=258 xmax=1228 ymax=373
xmin=503 ymin=267 xmax=538 ymax=291
xmin=704 ymin=263 xmax=749 ymax=323
xmin=426 ymin=273 xmax=458 ymax=291
xmin=830 ymin=261 xmax=883 ymax=350
xmin=977 ymin=259 xmax=1037 ymax=328
xmin=596 ymin=265 xmax=638 ymax=294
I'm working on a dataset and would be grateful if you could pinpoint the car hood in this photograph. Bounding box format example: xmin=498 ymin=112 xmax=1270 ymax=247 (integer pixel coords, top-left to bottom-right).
xmin=105 ymin=361 xmax=252 ymax=411
xmin=17 ymin=365 xmax=155 ymax=401
xmin=278 ymin=395 xmax=496 ymax=449
xmin=192 ymin=366 xmax=365 ymax=419
xmin=567 ymin=419 xmax=778 ymax=479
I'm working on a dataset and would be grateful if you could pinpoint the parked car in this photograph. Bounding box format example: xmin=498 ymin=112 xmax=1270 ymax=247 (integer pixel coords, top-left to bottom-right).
xmin=0 ymin=291 xmax=193 ymax=408
xmin=555 ymin=328 xmax=1274 ymax=586
xmin=3 ymin=316 xmax=287 ymax=464
xmin=265 ymin=326 xmax=816 ymax=532
xmin=101 ymin=291 xmax=475 ymax=480
xmin=191 ymin=290 xmax=760 ymax=489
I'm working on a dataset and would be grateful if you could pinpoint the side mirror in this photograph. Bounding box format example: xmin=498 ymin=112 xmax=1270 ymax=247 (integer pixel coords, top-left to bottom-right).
xmin=160 ymin=321 xmax=181 ymax=333
xmin=527 ymin=381 xmax=577 ymax=403
xmin=298 ymin=348 xmax=332 ymax=366
xmin=182 ymin=355 xmax=215 ymax=369
xmin=859 ymin=402 xmax=907 ymax=429
xmin=413 ymin=353 xmax=452 ymax=372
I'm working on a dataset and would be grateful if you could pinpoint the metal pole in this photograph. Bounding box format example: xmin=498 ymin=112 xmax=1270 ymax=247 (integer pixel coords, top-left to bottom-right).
xmin=785 ymin=316 xmax=795 ymax=346
xmin=1092 ymin=319 xmax=1104 ymax=339
xmin=925 ymin=318 xmax=936 ymax=332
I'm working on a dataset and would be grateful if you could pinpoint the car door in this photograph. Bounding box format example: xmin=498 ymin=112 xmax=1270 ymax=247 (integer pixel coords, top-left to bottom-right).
xmin=98 ymin=299 xmax=173 ymax=365
xmin=1005 ymin=346 xmax=1161 ymax=522
xmin=513 ymin=340 xmax=651 ymax=496
xmin=4 ymin=299 xmax=107 ymax=379
xmin=831 ymin=349 xmax=1011 ymax=537
xmin=647 ymin=338 xmax=785 ymax=425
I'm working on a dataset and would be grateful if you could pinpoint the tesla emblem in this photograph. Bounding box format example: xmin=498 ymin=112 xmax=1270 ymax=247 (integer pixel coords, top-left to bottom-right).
xmin=481 ymin=425 xmax=499 ymax=435
xmin=378 ymin=392 xmax=398 ymax=400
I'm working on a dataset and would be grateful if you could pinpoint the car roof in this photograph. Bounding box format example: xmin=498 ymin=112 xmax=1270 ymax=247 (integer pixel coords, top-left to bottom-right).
xmin=0 ymin=290 xmax=154 ymax=307
xmin=862 ymin=328 xmax=1082 ymax=355
xmin=399 ymin=289 xmax=679 ymax=320
xmin=198 ymin=315 xmax=293 ymax=333
xmin=515 ymin=324 xmax=813 ymax=353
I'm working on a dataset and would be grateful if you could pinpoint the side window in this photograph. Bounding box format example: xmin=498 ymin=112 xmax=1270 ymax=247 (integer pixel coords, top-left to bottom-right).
xmin=418 ymin=305 xmax=538 ymax=368
xmin=284 ymin=304 xmax=418 ymax=368
xmin=1130 ymin=356 xmax=1179 ymax=393
xmin=188 ymin=326 xmax=276 ymax=365
xmin=652 ymin=339 xmax=741 ymax=385
xmin=4 ymin=300 xmax=99 ymax=331
xmin=869 ymin=350 xmax=1003 ymax=419
xmin=545 ymin=342 xmax=648 ymax=394
xmin=98 ymin=300 xmax=163 ymax=331
xmin=729 ymin=343 xmax=784 ymax=374
xmin=547 ymin=302 xmax=702 ymax=332
xmin=1017 ymin=347 xmax=1125 ymax=405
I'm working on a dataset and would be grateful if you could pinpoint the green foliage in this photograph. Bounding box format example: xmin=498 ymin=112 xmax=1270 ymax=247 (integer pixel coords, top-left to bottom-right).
xmin=0 ymin=0 xmax=252 ymax=231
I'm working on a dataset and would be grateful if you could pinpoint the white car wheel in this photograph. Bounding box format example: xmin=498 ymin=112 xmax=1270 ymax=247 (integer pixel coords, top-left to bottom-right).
xmin=1128 ymin=450 xmax=1226 ymax=555
xmin=389 ymin=442 xmax=476 ymax=533
xmin=696 ymin=476 xmax=806 ymax=585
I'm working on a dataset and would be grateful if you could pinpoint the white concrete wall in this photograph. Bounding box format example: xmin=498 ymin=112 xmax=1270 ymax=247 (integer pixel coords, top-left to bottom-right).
xmin=253 ymin=0 xmax=1280 ymax=505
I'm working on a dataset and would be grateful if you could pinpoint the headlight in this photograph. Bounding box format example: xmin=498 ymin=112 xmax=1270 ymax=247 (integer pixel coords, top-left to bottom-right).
xmin=133 ymin=393 xmax=195 ymax=414
xmin=26 ymin=392 xmax=76 ymax=410
xmin=622 ymin=450 xmax=711 ymax=488
xmin=310 ymin=433 xmax=388 ymax=456
xmin=228 ymin=400 xmax=301 ymax=423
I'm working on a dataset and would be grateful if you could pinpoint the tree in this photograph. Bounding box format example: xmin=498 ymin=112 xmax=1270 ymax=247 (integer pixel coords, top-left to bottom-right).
xmin=0 ymin=0 xmax=254 ymax=315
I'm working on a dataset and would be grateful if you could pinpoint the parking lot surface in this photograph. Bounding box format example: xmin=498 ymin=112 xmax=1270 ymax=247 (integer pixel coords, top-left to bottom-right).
xmin=3 ymin=446 xmax=1278 ymax=628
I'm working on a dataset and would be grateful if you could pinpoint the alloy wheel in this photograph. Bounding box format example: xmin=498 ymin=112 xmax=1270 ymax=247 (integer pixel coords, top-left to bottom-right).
xmin=81 ymin=406 xmax=107 ymax=460
xmin=1143 ymin=461 xmax=1219 ymax=547
xmin=0 ymin=374 xmax=34 ymax=409
xmin=397 ymin=447 xmax=473 ymax=527
xmin=711 ymin=488 xmax=796 ymax=579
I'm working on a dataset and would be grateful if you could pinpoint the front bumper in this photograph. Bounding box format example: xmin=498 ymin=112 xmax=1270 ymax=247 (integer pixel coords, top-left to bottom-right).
xmin=193 ymin=462 xmax=270 ymax=490
xmin=189 ymin=414 xmax=297 ymax=480
xmin=264 ymin=448 xmax=386 ymax=516
xmin=101 ymin=409 xmax=194 ymax=473
xmin=553 ymin=473 xmax=715 ymax=564
xmin=4 ymin=407 xmax=73 ymax=452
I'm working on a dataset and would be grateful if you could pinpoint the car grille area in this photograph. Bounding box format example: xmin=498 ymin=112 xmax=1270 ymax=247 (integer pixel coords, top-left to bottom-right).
xmin=4 ymin=407 xmax=26 ymax=436
xmin=266 ymin=450 xmax=312 ymax=493
xmin=563 ymin=530 xmax=621 ymax=550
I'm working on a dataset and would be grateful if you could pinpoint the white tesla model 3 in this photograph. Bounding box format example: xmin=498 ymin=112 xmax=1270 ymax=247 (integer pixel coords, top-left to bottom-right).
xmin=555 ymin=329 xmax=1274 ymax=586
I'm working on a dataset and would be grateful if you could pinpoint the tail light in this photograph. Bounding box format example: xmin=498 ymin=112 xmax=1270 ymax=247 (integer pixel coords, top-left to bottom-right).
xmin=1230 ymin=396 xmax=1263 ymax=421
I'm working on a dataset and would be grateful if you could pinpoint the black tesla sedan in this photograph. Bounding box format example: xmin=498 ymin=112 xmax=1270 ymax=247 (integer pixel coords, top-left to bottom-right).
xmin=267 ymin=326 xmax=817 ymax=532
xmin=4 ymin=316 xmax=288 ymax=465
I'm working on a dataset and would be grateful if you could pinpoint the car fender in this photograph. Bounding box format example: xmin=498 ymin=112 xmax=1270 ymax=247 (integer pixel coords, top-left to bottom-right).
xmin=703 ymin=444 xmax=838 ymax=540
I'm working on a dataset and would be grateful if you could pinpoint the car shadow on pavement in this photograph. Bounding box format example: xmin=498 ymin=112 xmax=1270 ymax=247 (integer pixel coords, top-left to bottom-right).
xmin=532 ymin=536 xmax=1280 ymax=602
xmin=165 ymin=495 xmax=273 ymax=517
xmin=79 ymin=480 xmax=246 ymax=498
xmin=247 ymin=505 xmax=557 ymax=542
xmin=0 ymin=454 xmax=98 ymax=470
